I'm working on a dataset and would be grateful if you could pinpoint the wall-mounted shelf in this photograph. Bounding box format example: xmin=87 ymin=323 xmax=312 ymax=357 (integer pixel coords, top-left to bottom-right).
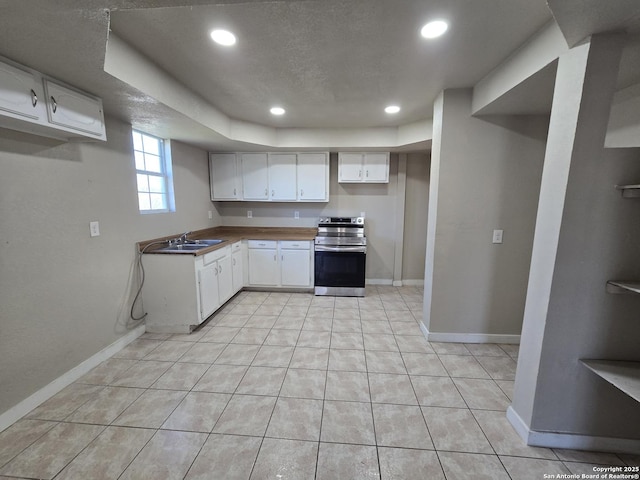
xmin=581 ymin=360 xmax=640 ymax=402
xmin=606 ymin=281 xmax=640 ymax=294
xmin=615 ymin=185 xmax=640 ymax=198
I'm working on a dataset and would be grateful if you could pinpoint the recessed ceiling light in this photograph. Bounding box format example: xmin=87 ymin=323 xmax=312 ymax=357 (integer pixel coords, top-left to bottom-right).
xmin=270 ymin=107 xmax=285 ymax=115
xmin=385 ymin=105 xmax=401 ymax=114
xmin=210 ymin=29 xmax=236 ymax=46
xmin=420 ymin=20 xmax=448 ymax=39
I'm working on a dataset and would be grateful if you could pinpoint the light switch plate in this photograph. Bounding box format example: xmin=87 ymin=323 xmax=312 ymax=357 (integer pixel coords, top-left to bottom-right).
xmin=90 ymin=221 xmax=100 ymax=237
xmin=492 ymin=229 xmax=503 ymax=244
xmin=294 ymin=211 xmax=300 ymax=219
xmin=247 ymin=210 xmax=253 ymax=218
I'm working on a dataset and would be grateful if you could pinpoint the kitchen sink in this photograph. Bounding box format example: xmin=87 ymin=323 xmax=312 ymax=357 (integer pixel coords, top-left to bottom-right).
xmin=155 ymin=239 xmax=225 ymax=252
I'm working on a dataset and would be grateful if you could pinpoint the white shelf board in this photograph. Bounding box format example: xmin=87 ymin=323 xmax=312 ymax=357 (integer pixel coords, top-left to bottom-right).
xmin=615 ymin=184 xmax=640 ymax=198
xmin=606 ymin=281 xmax=640 ymax=294
xmin=582 ymin=360 xmax=640 ymax=402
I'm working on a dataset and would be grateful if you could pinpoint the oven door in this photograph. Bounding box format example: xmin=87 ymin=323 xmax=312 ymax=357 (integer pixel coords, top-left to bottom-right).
xmin=314 ymin=245 xmax=366 ymax=296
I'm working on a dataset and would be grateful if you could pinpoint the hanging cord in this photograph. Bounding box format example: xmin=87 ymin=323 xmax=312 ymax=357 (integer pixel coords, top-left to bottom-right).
xmin=130 ymin=240 xmax=170 ymax=321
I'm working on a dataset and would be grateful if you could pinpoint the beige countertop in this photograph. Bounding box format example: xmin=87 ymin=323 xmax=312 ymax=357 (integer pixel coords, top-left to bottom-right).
xmin=138 ymin=226 xmax=317 ymax=256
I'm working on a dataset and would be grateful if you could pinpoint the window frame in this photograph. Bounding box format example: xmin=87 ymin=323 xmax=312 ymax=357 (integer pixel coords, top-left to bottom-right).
xmin=132 ymin=129 xmax=175 ymax=214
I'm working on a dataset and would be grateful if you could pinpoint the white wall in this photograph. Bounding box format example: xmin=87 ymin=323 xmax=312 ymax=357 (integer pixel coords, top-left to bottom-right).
xmin=424 ymin=89 xmax=548 ymax=341
xmin=0 ymin=117 xmax=218 ymax=415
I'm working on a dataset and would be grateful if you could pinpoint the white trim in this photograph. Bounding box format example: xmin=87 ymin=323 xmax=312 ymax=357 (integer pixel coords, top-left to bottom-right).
xmin=401 ymin=279 xmax=425 ymax=286
xmin=392 ymin=281 xmax=403 ymax=287
xmin=420 ymin=323 xmax=520 ymax=344
xmin=366 ymin=278 xmax=393 ymax=285
xmin=0 ymin=324 xmax=146 ymax=433
xmin=507 ymin=406 xmax=640 ymax=454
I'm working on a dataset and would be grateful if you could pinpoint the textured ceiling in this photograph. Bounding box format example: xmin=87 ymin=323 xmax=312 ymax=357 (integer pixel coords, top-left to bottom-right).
xmin=109 ymin=0 xmax=552 ymax=128
xmin=1 ymin=0 xmax=640 ymax=151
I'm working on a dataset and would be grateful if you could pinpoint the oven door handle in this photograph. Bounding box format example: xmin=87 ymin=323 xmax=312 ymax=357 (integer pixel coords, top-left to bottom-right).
xmin=315 ymin=245 xmax=367 ymax=253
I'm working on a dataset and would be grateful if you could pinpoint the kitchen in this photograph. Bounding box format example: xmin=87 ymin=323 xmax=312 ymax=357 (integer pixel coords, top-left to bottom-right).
xmin=1 ymin=0 xmax=640 ymax=477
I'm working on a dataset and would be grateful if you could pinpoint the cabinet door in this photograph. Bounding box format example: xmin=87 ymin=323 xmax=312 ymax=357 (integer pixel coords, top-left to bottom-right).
xmin=232 ymin=250 xmax=244 ymax=293
xmin=298 ymin=153 xmax=329 ymax=201
xmin=43 ymin=79 xmax=105 ymax=137
xmin=217 ymin=255 xmax=233 ymax=304
xmin=363 ymin=153 xmax=389 ymax=183
xmin=0 ymin=61 xmax=42 ymax=121
xmin=338 ymin=153 xmax=363 ymax=182
xmin=241 ymin=153 xmax=269 ymax=200
xmin=210 ymin=153 xmax=240 ymax=200
xmin=281 ymin=249 xmax=311 ymax=286
xmin=198 ymin=263 xmax=220 ymax=321
xmin=248 ymin=248 xmax=279 ymax=285
xmin=268 ymin=153 xmax=297 ymax=200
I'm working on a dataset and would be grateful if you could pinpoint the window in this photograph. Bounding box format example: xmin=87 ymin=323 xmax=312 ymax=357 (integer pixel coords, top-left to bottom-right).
xmin=132 ymin=130 xmax=175 ymax=213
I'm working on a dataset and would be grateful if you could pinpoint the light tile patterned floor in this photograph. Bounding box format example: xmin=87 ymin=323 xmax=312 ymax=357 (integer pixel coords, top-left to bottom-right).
xmin=0 ymin=286 xmax=638 ymax=479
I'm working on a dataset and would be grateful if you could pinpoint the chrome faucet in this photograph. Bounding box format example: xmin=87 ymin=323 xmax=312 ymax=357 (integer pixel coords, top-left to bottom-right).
xmin=178 ymin=231 xmax=192 ymax=243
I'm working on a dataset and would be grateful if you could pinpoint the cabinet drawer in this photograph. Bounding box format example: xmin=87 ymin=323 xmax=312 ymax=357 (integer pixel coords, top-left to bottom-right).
xmin=203 ymin=245 xmax=230 ymax=265
xmin=248 ymin=240 xmax=277 ymax=249
xmin=280 ymin=240 xmax=310 ymax=250
xmin=232 ymin=241 xmax=242 ymax=252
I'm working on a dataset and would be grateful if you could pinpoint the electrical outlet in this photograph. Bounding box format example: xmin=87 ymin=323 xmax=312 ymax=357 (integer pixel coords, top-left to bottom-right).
xmin=208 ymin=210 xmax=213 ymax=219
xmin=492 ymin=229 xmax=503 ymax=244
xmin=294 ymin=211 xmax=300 ymax=219
xmin=89 ymin=221 xmax=100 ymax=237
xmin=247 ymin=210 xmax=253 ymax=218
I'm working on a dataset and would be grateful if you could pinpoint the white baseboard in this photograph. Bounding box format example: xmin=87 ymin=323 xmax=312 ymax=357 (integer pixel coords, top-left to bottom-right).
xmin=507 ymin=406 xmax=640 ymax=454
xmin=420 ymin=323 xmax=520 ymax=344
xmin=0 ymin=324 xmax=146 ymax=433
xmin=368 ymin=279 xmax=424 ymax=287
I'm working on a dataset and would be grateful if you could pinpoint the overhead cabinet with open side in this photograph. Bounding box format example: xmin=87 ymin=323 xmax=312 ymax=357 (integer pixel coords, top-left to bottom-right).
xmin=0 ymin=56 xmax=106 ymax=141
xmin=209 ymin=151 xmax=330 ymax=202
xmin=338 ymin=152 xmax=390 ymax=183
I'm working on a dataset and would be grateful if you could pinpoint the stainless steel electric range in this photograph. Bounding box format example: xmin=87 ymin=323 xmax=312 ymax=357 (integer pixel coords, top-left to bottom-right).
xmin=314 ymin=216 xmax=366 ymax=297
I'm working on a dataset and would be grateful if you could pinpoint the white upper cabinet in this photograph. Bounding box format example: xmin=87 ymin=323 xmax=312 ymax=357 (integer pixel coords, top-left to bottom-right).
xmin=241 ymin=153 xmax=269 ymax=200
xmin=297 ymin=152 xmax=329 ymax=201
xmin=43 ymin=79 xmax=105 ymax=138
xmin=210 ymin=153 xmax=241 ymax=200
xmin=338 ymin=152 xmax=390 ymax=183
xmin=0 ymin=60 xmax=44 ymax=122
xmin=268 ymin=153 xmax=297 ymax=201
xmin=0 ymin=56 xmax=106 ymax=141
xmin=210 ymin=151 xmax=329 ymax=203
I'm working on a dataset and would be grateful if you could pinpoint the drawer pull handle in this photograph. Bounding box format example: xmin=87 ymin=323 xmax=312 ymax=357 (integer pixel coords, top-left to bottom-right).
xmin=50 ymin=96 xmax=57 ymax=113
xmin=30 ymin=89 xmax=37 ymax=107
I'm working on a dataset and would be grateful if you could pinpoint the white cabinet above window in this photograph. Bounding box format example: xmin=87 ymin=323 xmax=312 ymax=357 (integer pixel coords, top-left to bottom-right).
xmin=0 ymin=56 xmax=106 ymax=141
xmin=43 ymin=79 xmax=105 ymax=138
xmin=338 ymin=152 xmax=389 ymax=183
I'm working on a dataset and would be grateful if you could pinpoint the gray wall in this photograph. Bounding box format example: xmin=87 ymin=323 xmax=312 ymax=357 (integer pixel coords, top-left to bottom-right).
xmin=424 ymin=88 xmax=548 ymax=339
xmin=402 ymin=152 xmax=430 ymax=282
xmin=214 ymin=153 xmax=429 ymax=282
xmin=0 ymin=117 xmax=218 ymax=415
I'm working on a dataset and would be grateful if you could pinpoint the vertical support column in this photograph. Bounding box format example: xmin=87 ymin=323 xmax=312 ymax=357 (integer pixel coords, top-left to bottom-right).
xmin=510 ymin=34 xmax=625 ymax=440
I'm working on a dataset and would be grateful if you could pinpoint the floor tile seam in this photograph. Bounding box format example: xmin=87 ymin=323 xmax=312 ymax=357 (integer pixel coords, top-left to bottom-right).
xmin=314 ymin=338 xmax=330 ymax=480
xmin=39 ymin=423 xmax=110 ymax=480
xmin=0 ymin=419 xmax=60 ymax=472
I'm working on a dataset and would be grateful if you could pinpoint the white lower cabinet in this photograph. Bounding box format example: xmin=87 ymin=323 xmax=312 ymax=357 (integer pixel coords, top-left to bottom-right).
xmin=248 ymin=240 xmax=312 ymax=288
xmin=248 ymin=241 xmax=279 ymax=286
xmin=143 ymin=245 xmax=233 ymax=333
xmin=280 ymin=241 xmax=312 ymax=286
